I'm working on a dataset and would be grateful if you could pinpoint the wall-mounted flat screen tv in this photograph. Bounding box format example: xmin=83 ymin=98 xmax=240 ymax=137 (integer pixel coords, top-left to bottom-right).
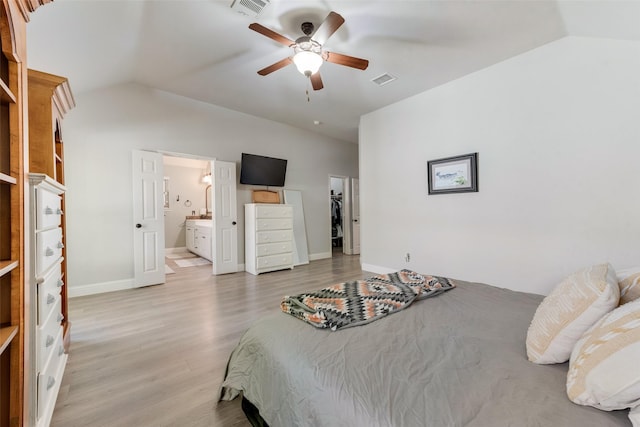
xmin=239 ymin=153 xmax=288 ymax=187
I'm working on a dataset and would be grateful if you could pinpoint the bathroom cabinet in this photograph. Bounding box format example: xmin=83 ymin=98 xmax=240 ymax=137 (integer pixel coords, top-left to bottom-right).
xmin=185 ymin=219 xmax=212 ymax=261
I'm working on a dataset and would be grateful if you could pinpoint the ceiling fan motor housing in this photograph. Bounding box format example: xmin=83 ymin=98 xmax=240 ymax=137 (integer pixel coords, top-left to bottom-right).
xmin=301 ymin=21 xmax=314 ymax=36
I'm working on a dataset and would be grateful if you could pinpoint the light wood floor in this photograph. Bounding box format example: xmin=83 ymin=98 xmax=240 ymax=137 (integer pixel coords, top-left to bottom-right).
xmin=52 ymin=254 xmax=364 ymax=427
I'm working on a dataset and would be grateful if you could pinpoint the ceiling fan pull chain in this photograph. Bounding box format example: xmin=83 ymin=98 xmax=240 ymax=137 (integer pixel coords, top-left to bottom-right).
xmin=306 ymin=77 xmax=311 ymax=102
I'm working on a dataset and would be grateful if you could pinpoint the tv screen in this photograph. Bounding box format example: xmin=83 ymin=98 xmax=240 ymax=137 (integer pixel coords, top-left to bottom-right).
xmin=240 ymin=153 xmax=288 ymax=187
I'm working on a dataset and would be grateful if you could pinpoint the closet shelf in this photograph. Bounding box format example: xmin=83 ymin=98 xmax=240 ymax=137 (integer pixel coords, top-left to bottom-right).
xmin=0 ymin=260 xmax=19 ymax=277
xmin=0 ymin=325 xmax=18 ymax=354
xmin=0 ymin=172 xmax=17 ymax=185
xmin=0 ymin=79 xmax=16 ymax=104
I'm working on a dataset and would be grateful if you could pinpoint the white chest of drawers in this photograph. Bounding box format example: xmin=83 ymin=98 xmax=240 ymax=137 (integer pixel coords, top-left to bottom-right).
xmin=29 ymin=174 xmax=68 ymax=427
xmin=245 ymin=204 xmax=294 ymax=275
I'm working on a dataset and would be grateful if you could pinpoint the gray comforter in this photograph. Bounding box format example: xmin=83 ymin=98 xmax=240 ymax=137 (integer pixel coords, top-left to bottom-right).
xmin=220 ymin=280 xmax=630 ymax=426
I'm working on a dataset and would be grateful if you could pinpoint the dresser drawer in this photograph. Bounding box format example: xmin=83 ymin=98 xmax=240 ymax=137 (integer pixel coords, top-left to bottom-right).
xmin=38 ymin=296 xmax=63 ymax=371
xmin=37 ymin=263 xmax=63 ymax=324
xmin=36 ymin=227 xmax=63 ymax=275
xmin=256 ymin=229 xmax=292 ymax=244
xmin=37 ymin=328 xmax=66 ymax=420
xmin=256 ymin=241 xmax=292 ymax=257
xmin=256 ymin=218 xmax=292 ymax=231
xmin=35 ymin=188 xmax=62 ymax=231
xmin=256 ymin=253 xmax=293 ymax=271
xmin=255 ymin=205 xmax=292 ymax=219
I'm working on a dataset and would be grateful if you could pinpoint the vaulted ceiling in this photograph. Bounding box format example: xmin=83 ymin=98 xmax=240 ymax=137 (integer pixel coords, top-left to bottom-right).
xmin=27 ymin=1 xmax=640 ymax=143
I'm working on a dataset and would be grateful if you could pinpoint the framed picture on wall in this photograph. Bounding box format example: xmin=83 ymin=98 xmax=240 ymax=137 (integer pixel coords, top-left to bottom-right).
xmin=427 ymin=152 xmax=478 ymax=195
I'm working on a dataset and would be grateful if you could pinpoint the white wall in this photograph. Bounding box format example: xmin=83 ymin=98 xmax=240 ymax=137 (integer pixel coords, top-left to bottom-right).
xmin=360 ymin=36 xmax=640 ymax=295
xmin=63 ymin=83 xmax=358 ymax=294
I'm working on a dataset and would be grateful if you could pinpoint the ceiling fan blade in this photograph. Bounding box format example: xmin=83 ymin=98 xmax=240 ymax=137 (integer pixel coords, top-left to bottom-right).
xmin=257 ymin=57 xmax=293 ymax=76
xmin=311 ymin=11 xmax=345 ymax=45
xmin=310 ymin=72 xmax=324 ymax=91
xmin=249 ymin=23 xmax=294 ymax=47
xmin=324 ymin=51 xmax=369 ymax=70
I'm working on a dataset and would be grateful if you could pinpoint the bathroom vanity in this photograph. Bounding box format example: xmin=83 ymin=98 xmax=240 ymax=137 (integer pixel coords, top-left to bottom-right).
xmin=185 ymin=219 xmax=212 ymax=261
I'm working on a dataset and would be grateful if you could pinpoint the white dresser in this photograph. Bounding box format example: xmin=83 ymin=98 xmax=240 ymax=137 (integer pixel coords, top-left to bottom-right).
xmin=245 ymin=204 xmax=294 ymax=275
xmin=29 ymin=174 xmax=67 ymax=427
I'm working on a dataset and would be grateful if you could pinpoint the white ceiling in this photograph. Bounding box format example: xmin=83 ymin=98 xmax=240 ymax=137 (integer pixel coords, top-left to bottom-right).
xmin=26 ymin=1 xmax=640 ymax=144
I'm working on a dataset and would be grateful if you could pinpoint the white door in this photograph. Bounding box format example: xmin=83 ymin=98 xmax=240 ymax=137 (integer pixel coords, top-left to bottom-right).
xmin=132 ymin=150 xmax=165 ymax=287
xmin=351 ymin=178 xmax=360 ymax=255
xmin=212 ymin=160 xmax=238 ymax=274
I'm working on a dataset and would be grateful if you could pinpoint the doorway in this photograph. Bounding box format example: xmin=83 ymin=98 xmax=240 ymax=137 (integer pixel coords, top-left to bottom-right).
xmin=133 ymin=149 xmax=238 ymax=288
xmin=162 ymin=155 xmax=211 ymax=259
xmin=328 ymin=175 xmax=360 ymax=257
xmin=330 ymin=176 xmax=346 ymax=255
xmin=162 ymin=154 xmax=238 ymax=275
xmin=329 ymin=175 xmax=351 ymax=256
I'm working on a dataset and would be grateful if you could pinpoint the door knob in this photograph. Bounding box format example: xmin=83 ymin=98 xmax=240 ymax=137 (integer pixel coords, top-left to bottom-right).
xmin=135 ymin=224 xmax=142 ymax=228
xmin=232 ymin=221 xmax=237 ymax=225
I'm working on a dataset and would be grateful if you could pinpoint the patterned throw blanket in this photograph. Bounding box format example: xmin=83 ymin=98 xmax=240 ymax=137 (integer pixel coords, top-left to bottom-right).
xmin=281 ymin=270 xmax=456 ymax=331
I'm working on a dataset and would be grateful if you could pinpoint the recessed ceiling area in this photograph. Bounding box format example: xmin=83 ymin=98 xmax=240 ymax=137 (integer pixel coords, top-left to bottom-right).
xmin=26 ymin=1 xmax=640 ymax=144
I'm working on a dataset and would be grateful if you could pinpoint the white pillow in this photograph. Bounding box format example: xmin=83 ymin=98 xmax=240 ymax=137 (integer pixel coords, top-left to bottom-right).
xmin=617 ymin=267 xmax=640 ymax=305
xmin=566 ymin=298 xmax=640 ymax=413
xmin=526 ymin=263 xmax=619 ymax=364
xmin=630 ymin=406 xmax=640 ymax=427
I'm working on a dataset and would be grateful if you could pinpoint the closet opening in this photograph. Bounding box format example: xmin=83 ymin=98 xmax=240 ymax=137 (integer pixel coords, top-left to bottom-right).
xmin=328 ymin=175 xmax=360 ymax=257
xmin=329 ymin=175 xmax=347 ymax=256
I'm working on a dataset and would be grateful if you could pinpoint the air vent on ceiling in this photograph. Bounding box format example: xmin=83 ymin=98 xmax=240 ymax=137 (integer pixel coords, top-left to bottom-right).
xmin=371 ymin=73 xmax=397 ymax=86
xmin=230 ymin=0 xmax=270 ymax=18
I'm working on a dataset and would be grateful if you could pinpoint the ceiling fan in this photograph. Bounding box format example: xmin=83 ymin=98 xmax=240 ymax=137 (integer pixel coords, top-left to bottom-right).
xmin=249 ymin=11 xmax=369 ymax=90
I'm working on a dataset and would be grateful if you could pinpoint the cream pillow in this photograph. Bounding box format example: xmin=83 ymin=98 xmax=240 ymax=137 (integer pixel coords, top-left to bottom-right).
xmin=526 ymin=263 xmax=619 ymax=364
xmin=566 ymin=298 xmax=640 ymax=417
xmin=630 ymin=406 xmax=640 ymax=427
xmin=618 ymin=267 xmax=640 ymax=305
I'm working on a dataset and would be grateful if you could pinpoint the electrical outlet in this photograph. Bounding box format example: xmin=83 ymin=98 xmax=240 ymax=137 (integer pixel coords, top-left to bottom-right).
xmin=405 ymin=253 xmax=411 ymax=262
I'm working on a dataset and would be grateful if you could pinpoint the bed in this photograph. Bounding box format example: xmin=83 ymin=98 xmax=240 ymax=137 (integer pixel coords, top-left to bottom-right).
xmin=220 ymin=278 xmax=631 ymax=426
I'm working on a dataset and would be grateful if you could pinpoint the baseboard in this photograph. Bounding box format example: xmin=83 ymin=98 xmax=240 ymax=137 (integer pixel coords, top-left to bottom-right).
xmin=69 ymin=278 xmax=134 ymax=298
xmin=360 ymin=263 xmax=398 ymax=274
xmin=166 ymin=246 xmax=189 ymax=254
xmin=70 ymin=262 xmax=250 ymax=297
xmin=309 ymin=252 xmax=331 ymax=261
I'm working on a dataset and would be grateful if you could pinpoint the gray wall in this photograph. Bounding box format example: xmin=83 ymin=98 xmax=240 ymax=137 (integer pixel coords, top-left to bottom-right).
xmin=63 ymin=83 xmax=358 ymax=294
xmin=359 ymin=36 xmax=640 ymax=295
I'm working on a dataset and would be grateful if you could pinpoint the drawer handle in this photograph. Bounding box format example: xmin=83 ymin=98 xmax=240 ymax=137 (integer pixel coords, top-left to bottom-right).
xmin=57 ymin=241 xmax=65 ymax=249
xmin=45 ymin=335 xmax=55 ymax=348
xmin=58 ymin=346 xmax=65 ymax=356
xmin=46 ymin=294 xmax=56 ymax=305
xmin=47 ymin=376 xmax=56 ymax=390
xmin=44 ymin=206 xmax=54 ymax=215
xmin=45 ymin=247 xmax=55 ymax=257
xmin=57 ymin=279 xmax=64 ymax=288
xmin=57 ymin=313 xmax=64 ymax=323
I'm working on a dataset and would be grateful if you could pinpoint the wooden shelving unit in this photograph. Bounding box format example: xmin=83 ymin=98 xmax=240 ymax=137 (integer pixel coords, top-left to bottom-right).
xmin=28 ymin=69 xmax=75 ymax=353
xmin=0 ymin=10 xmax=22 ymax=425
xmin=0 ymin=1 xmax=53 ymax=425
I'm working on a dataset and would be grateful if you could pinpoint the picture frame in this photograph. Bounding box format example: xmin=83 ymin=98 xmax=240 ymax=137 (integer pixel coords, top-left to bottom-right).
xmin=427 ymin=152 xmax=478 ymax=195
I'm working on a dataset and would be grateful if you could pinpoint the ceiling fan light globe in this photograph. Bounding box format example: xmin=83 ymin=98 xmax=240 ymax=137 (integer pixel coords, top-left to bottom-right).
xmin=293 ymin=51 xmax=323 ymax=76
